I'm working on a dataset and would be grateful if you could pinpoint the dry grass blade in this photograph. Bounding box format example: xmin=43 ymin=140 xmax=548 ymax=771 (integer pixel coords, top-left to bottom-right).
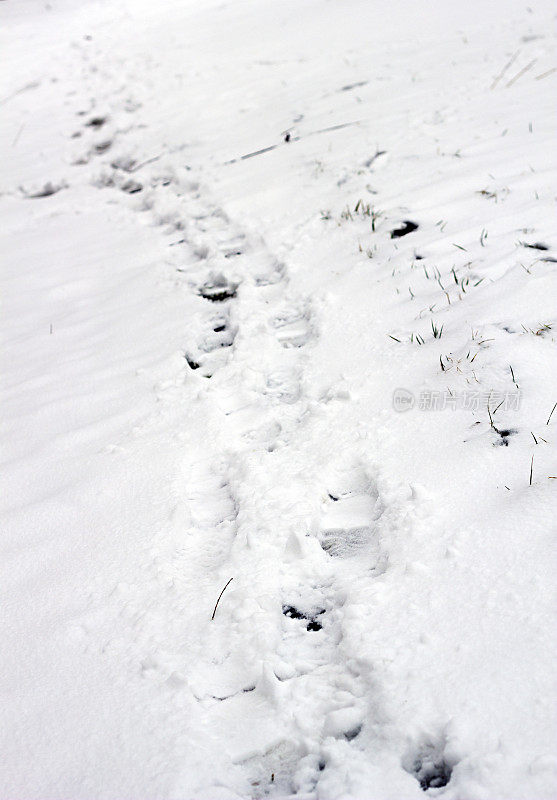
xmin=211 ymin=578 xmax=234 ymax=621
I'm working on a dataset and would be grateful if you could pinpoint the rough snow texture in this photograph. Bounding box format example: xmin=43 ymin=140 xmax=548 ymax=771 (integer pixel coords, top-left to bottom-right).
xmin=1 ymin=0 xmax=556 ymax=798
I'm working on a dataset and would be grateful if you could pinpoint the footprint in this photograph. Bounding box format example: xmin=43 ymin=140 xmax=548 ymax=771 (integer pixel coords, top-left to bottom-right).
xmin=264 ymin=367 xmax=301 ymax=404
xmin=402 ymin=731 xmax=457 ymax=792
xmin=253 ymin=259 xmax=285 ymax=286
xmin=271 ymin=305 xmax=313 ymax=348
xmin=185 ymin=465 xmax=237 ymax=530
xmin=198 ymin=315 xmax=236 ymax=353
xmin=198 ymin=272 xmax=238 ymax=302
xmin=319 ymin=468 xmax=382 ymax=558
xmin=183 ymin=309 xmax=237 ymax=378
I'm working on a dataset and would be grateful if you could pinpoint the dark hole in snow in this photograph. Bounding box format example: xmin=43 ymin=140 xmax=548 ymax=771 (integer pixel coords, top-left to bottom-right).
xmin=494 ymin=427 xmax=518 ymax=445
xmin=328 ymin=493 xmax=339 ymax=501
xmin=340 ymin=80 xmax=368 ymax=92
xmin=184 ymin=354 xmax=200 ymax=370
xmin=200 ymin=288 xmax=237 ymax=302
xmin=282 ymin=605 xmax=325 ymax=630
xmin=213 ymin=324 xmax=226 ymax=333
xmin=282 ymin=605 xmax=305 ymax=619
xmin=417 ymin=760 xmax=452 ymax=791
xmin=86 ymin=116 xmax=107 ymax=128
xmin=94 ymin=140 xmax=112 ymax=154
xmin=391 ymin=220 xmax=419 ymax=238
xmin=344 ymin=724 xmax=362 ymax=741
xmin=121 ymin=180 xmax=142 ymax=194
xmin=224 ymin=250 xmax=243 ymax=258
xmin=414 ymin=253 xmax=424 ymax=260
xmin=318 ymin=761 xmax=326 ymax=771
xmin=404 ymin=738 xmax=456 ymax=792
xmin=522 ymin=241 xmax=549 ymax=251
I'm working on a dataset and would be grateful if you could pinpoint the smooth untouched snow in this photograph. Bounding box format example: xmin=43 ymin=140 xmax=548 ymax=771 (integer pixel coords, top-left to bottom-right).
xmin=1 ymin=0 xmax=556 ymax=798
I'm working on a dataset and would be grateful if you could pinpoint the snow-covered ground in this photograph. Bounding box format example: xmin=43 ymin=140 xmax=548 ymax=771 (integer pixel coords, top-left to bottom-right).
xmin=1 ymin=0 xmax=556 ymax=797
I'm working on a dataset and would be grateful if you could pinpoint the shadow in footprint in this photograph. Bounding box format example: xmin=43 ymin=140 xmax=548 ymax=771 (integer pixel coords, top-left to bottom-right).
xmin=121 ymin=179 xmax=142 ymax=194
xmin=23 ymin=181 xmax=65 ymax=199
xmin=94 ymin=140 xmax=113 ymax=155
xmin=184 ymin=354 xmax=200 ymax=370
xmin=198 ymin=273 xmax=238 ymax=303
xmin=521 ymin=241 xmax=548 ymax=251
xmin=403 ymin=733 xmax=457 ymax=792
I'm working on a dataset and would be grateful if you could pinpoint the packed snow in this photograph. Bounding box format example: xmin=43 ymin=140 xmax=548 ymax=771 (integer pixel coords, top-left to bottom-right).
xmin=1 ymin=0 xmax=556 ymax=798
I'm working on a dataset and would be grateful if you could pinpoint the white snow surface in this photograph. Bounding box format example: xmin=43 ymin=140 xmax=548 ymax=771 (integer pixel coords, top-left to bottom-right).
xmin=1 ymin=0 xmax=556 ymax=798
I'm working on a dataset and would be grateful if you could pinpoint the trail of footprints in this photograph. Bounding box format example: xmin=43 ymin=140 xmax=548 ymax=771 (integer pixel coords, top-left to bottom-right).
xmin=66 ymin=73 xmax=455 ymax=796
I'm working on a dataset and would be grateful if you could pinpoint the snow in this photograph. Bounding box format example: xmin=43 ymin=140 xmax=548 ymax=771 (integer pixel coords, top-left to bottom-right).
xmin=1 ymin=0 xmax=556 ymax=798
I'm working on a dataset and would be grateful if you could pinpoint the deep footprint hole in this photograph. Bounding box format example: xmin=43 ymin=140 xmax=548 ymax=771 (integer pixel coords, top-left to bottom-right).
xmin=184 ymin=353 xmax=200 ymax=370
xmin=391 ymin=220 xmax=419 ymax=238
xmin=86 ymin=116 xmax=108 ymax=129
xmin=199 ymin=287 xmax=237 ymax=302
xmin=522 ymin=241 xmax=549 ymax=251
xmin=282 ymin=605 xmax=325 ymax=631
xmin=494 ymin=427 xmax=518 ymax=446
xmin=417 ymin=759 xmax=452 ymax=791
xmin=403 ymin=737 xmax=457 ymax=793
